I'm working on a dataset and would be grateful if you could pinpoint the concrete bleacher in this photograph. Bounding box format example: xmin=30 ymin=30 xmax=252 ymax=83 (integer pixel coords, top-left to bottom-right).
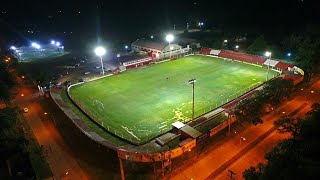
xmin=209 ymin=49 xmax=221 ymax=56
xmin=263 ymin=59 xmax=279 ymax=67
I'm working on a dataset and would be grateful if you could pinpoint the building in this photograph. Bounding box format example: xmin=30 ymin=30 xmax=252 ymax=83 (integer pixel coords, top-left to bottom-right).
xmin=131 ymin=39 xmax=183 ymax=59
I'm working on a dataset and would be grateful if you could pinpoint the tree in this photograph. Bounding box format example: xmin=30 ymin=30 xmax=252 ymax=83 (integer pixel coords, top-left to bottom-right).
xmin=274 ymin=116 xmax=303 ymax=139
xmin=0 ymin=82 xmax=11 ymax=104
xmin=242 ymin=165 xmax=263 ymax=180
xmin=0 ymin=107 xmax=18 ymax=130
xmin=247 ymin=36 xmax=267 ymax=55
xmin=244 ymin=105 xmax=320 ymax=180
xmin=311 ymin=103 xmax=320 ymax=112
xmin=281 ymin=33 xmax=303 ymax=54
xmin=262 ymin=78 xmax=294 ymax=105
xmin=293 ymin=37 xmax=320 ymax=81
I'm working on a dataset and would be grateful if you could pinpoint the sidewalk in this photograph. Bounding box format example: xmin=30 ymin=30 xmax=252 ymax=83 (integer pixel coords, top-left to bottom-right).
xmin=169 ymin=98 xmax=309 ymax=180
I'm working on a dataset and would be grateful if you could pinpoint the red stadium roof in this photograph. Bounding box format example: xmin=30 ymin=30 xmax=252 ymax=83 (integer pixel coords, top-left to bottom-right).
xmin=275 ymin=61 xmax=293 ymax=70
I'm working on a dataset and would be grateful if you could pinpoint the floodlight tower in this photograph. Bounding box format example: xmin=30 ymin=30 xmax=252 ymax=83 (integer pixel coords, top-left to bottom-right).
xmin=265 ymin=51 xmax=272 ymax=81
xmin=166 ymin=34 xmax=174 ymax=59
xmin=95 ymin=46 xmax=106 ymax=76
xmin=188 ymin=78 xmax=196 ymax=122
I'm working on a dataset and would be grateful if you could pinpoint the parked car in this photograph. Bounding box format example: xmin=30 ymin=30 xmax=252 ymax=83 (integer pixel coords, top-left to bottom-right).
xmin=84 ymin=72 xmax=90 ymax=75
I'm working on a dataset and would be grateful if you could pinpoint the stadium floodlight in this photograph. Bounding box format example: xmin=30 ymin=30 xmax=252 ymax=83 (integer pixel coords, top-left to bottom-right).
xmin=31 ymin=42 xmax=41 ymax=49
xmin=94 ymin=46 xmax=106 ymax=75
xmin=10 ymin=46 xmax=16 ymax=50
xmin=51 ymin=40 xmax=55 ymax=45
xmin=166 ymin=34 xmax=174 ymax=43
xmin=265 ymin=51 xmax=272 ymax=81
xmin=55 ymin=42 xmax=61 ymax=47
xmin=265 ymin=51 xmax=272 ymax=58
xmin=166 ymin=34 xmax=174 ymax=58
xmin=188 ymin=78 xmax=196 ymax=122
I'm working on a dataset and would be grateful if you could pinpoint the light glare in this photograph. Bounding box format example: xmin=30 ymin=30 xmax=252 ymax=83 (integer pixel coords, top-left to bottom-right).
xmin=265 ymin=51 xmax=272 ymax=57
xmin=166 ymin=34 xmax=174 ymax=43
xmin=95 ymin=46 xmax=106 ymax=56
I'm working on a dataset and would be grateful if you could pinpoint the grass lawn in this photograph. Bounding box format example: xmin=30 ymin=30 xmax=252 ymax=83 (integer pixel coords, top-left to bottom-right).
xmin=69 ymin=55 xmax=278 ymax=144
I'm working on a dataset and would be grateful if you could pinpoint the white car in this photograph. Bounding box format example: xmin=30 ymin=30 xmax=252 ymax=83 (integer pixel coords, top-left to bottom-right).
xmin=96 ymin=66 xmax=101 ymax=69
xmin=23 ymin=108 xmax=28 ymax=113
xmin=84 ymin=72 xmax=90 ymax=75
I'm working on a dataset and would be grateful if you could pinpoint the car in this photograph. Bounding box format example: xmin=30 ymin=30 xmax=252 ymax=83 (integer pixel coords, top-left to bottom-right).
xmin=84 ymin=72 xmax=90 ymax=75
xmin=78 ymin=79 xmax=85 ymax=82
xmin=95 ymin=66 xmax=101 ymax=69
xmin=23 ymin=108 xmax=28 ymax=113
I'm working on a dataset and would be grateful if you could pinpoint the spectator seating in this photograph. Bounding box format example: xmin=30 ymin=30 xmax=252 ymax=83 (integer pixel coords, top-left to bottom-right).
xmin=200 ymin=48 xmax=212 ymax=55
xmin=218 ymin=50 xmax=267 ymax=64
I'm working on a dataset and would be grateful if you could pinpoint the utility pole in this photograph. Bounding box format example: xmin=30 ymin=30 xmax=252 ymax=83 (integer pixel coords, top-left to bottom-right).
xmin=188 ymin=79 xmax=196 ymax=122
xmin=228 ymin=170 xmax=236 ymax=180
xmin=119 ymin=158 xmax=125 ymax=180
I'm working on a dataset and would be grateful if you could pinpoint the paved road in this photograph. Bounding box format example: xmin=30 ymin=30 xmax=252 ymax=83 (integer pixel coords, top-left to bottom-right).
xmin=15 ymin=75 xmax=89 ymax=180
xmin=169 ymin=76 xmax=320 ymax=180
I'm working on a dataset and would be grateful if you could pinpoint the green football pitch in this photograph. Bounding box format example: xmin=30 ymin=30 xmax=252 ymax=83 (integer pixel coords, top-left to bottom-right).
xmin=69 ymin=55 xmax=278 ymax=144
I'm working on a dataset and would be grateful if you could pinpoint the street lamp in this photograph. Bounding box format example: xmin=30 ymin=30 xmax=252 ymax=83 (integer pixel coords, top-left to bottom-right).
xmin=235 ymin=45 xmax=239 ymax=49
xmin=94 ymin=46 xmax=106 ymax=75
xmin=166 ymin=34 xmax=174 ymax=59
xmin=188 ymin=79 xmax=196 ymax=122
xmin=51 ymin=40 xmax=55 ymax=45
xmin=117 ymin=53 xmax=121 ymax=66
xmin=265 ymin=51 xmax=272 ymax=81
xmin=240 ymin=137 xmax=246 ymax=146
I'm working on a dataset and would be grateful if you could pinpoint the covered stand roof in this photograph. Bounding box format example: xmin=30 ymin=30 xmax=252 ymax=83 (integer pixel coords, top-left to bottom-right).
xmin=172 ymin=121 xmax=202 ymax=139
xmin=132 ymin=39 xmax=168 ymax=51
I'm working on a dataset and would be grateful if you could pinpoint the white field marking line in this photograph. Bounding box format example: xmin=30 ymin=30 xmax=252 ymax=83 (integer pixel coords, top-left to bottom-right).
xmin=159 ymin=124 xmax=167 ymax=129
xmin=93 ymin=99 xmax=104 ymax=111
xmin=121 ymin=126 xmax=141 ymax=141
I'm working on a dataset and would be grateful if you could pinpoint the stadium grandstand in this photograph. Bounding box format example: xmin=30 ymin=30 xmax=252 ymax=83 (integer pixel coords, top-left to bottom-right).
xmin=117 ymin=52 xmax=153 ymax=69
xmin=10 ymin=41 xmax=64 ymax=61
xmin=201 ymin=48 xmax=295 ymax=72
xmin=131 ymin=39 xmax=190 ymax=59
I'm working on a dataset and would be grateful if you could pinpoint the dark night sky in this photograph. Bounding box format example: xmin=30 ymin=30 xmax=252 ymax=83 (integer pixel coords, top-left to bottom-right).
xmin=0 ymin=0 xmax=319 ymax=49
